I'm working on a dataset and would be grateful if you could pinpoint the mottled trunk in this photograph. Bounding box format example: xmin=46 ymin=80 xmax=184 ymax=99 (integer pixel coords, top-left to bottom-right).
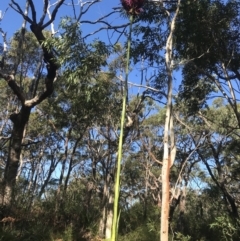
xmin=3 ymin=106 xmax=31 ymax=205
xmin=99 ymin=178 xmax=112 ymax=239
xmin=161 ymin=155 xmax=171 ymax=240
xmin=55 ymin=133 xmax=70 ymax=215
xmin=99 ymin=206 xmax=106 ymax=238
xmin=99 ymin=194 xmax=113 ymax=239
xmin=105 ymin=194 xmax=113 ymax=239
xmin=178 ymin=187 xmax=186 ymax=232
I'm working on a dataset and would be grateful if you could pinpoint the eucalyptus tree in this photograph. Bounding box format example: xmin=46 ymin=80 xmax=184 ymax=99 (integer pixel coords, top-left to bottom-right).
xmin=175 ymin=0 xmax=240 ymax=120
xmin=174 ymin=0 xmax=240 ymax=219
xmin=172 ymin=101 xmax=240 ymax=241
xmin=36 ymin=11 xmax=150 ymax=238
xmin=85 ymin=91 xmax=149 ymax=239
xmin=0 ymin=0 xmax=66 ymax=205
xmin=101 ymin=0 xmax=240 ymax=238
xmin=130 ymin=1 xmax=183 ymax=240
xmin=179 ymin=102 xmax=240 ymax=217
xmin=0 ymin=0 xmax=121 ymax=207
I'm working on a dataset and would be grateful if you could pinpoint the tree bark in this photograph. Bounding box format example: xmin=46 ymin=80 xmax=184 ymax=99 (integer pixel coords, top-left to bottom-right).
xmin=0 ymin=25 xmax=58 ymax=204
xmin=98 ymin=171 xmax=113 ymax=239
xmin=160 ymin=1 xmax=180 ymax=240
xmin=0 ymin=0 xmax=64 ymax=206
xmin=3 ymin=106 xmax=31 ymax=204
xmin=105 ymin=194 xmax=113 ymax=239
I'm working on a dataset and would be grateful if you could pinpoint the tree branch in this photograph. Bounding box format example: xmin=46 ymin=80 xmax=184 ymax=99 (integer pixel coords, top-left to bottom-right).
xmin=27 ymin=0 xmax=37 ymax=23
xmin=42 ymin=0 xmax=65 ymax=29
xmin=0 ymin=73 xmax=25 ymax=104
xmin=10 ymin=0 xmax=33 ymax=24
xmin=39 ymin=0 xmax=49 ymax=26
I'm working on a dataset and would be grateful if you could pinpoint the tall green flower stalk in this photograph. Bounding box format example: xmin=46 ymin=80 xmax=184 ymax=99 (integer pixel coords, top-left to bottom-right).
xmin=111 ymin=14 xmax=133 ymax=241
xmin=111 ymin=1 xmax=145 ymax=240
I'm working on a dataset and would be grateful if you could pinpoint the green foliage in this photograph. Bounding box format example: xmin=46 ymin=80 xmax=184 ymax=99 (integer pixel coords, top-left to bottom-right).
xmin=173 ymin=232 xmax=191 ymax=241
xmin=118 ymin=224 xmax=159 ymax=241
xmin=2 ymin=1 xmax=240 ymax=241
xmin=118 ymin=202 xmax=160 ymax=241
xmin=176 ymin=63 xmax=216 ymax=114
xmin=43 ymin=17 xmax=112 ymax=84
xmin=7 ymin=30 xmax=43 ymax=74
xmin=175 ymin=0 xmax=240 ymax=114
xmin=0 ymin=229 xmax=20 ymax=241
xmin=210 ymin=215 xmax=240 ymax=241
xmin=62 ymin=225 xmax=73 ymax=241
xmin=130 ymin=2 xmax=167 ymax=65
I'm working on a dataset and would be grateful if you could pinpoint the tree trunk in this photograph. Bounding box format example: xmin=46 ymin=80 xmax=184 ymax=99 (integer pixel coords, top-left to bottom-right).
xmin=105 ymin=194 xmax=113 ymax=239
xmin=99 ymin=177 xmax=112 ymax=239
xmin=2 ymin=106 xmax=31 ymax=205
xmin=38 ymin=157 xmax=57 ymax=198
xmin=63 ymin=135 xmax=84 ymax=192
xmin=99 ymin=206 xmax=106 ymax=238
xmin=16 ymin=125 xmax=27 ymax=181
xmin=160 ymin=1 xmax=180 ymax=240
xmin=178 ymin=187 xmax=186 ymax=233
xmin=99 ymin=194 xmax=113 ymax=239
xmin=0 ymin=0 xmax=63 ymax=207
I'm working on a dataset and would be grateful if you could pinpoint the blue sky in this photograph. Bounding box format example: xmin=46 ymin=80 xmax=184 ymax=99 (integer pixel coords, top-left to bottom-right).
xmin=0 ymin=1 xmax=123 ymax=40
xmin=0 ymin=0 xmax=179 ymax=99
xmin=0 ymin=0 xmax=138 ymax=88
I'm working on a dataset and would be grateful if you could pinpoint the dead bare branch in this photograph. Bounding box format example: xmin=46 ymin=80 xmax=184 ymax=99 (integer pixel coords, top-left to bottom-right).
xmin=78 ymin=0 xmax=101 ymax=21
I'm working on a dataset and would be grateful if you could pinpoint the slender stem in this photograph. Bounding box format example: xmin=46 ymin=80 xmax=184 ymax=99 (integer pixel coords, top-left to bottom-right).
xmin=111 ymin=14 xmax=133 ymax=241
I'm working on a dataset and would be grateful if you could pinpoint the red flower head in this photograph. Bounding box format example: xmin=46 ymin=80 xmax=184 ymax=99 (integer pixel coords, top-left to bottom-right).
xmin=121 ymin=0 xmax=145 ymax=15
